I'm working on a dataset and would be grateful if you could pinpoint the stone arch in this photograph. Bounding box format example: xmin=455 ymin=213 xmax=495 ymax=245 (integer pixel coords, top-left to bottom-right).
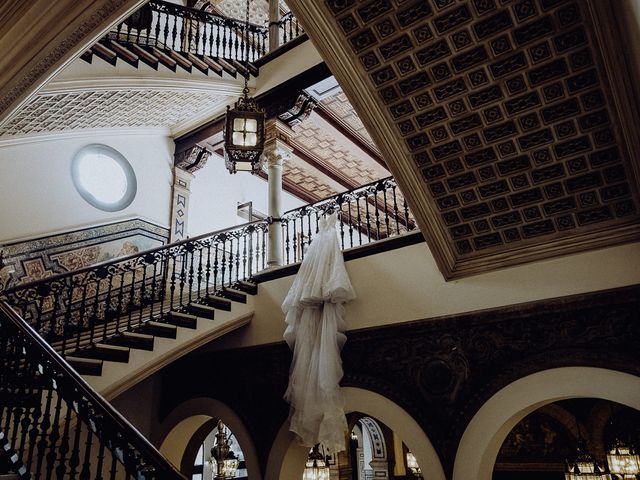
xmin=453 ymin=367 xmax=640 ymax=480
xmin=156 ymin=397 xmax=262 ymax=480
xmin=265 ymin=387 xmax=446 ymax=480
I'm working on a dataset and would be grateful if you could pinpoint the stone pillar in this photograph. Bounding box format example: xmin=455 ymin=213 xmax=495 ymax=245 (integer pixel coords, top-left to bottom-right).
xmin=171 ymin=145 xmax=211 ymax=242
xmin=263 ymin=120 xmax=294 ymax=268
xmin=268 ymin=0 xmax=280 ymax=52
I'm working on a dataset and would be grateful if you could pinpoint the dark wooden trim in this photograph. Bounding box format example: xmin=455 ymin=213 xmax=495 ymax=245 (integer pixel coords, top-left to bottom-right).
xmin=252 ymin=231 xmax=425 ymax=283
xmin=314 ymin=104 xmax=386 ymax=168
xmin=175 ymin=116 xmax=225 ymax=155
xmin=252 ymin=34 xmax=309 ymax=68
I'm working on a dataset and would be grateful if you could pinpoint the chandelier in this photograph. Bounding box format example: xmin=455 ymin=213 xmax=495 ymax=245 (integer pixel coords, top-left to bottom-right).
xmin=210 ymin=420 xmax=239 ymax=480
xmin=223 ymin=0 xmax=265 ymax=174
xmin=607 ymin=440 xmax=640 ymax=479
xmin=406 ymin=451 xmax=422 ymax=477
xmin=566 ymin=443 xmax=611 ymax=480
xmin=302 ymin=444 xmax=330 ymax=480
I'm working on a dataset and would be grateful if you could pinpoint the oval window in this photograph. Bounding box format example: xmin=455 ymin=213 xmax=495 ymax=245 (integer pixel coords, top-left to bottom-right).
xmin=71 ymin=144 xmax=137 ymax=212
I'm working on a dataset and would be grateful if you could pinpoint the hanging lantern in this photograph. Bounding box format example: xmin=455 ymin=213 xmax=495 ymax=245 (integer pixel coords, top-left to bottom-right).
xmin=211 ymin=420 xmax=239 ymax=479
xmin=566 ymin=443 xmax=612 ymax=480
xmin=302 ymin=444 xmax=330 ymax=480
xmin=406 ymin=451 xmax=422 ymax=477
xmin=223 ymin=0 xmax=265 ymax=174
xmin=607 ymin=440 xmax=640 ymax=479
xmin=224 ymin=92 xmax=265 ymax=174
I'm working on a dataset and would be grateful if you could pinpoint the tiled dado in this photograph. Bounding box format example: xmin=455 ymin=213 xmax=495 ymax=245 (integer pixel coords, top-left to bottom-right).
xmin=0 ymin=219 xmax=169 ymax=289
xmin=326 ymin=0 xmax=639 ymax=256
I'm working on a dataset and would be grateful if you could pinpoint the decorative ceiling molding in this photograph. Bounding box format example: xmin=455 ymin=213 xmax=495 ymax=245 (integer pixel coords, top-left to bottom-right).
xmin=287 ymin=0 xmax=640 ymax=279
xmin=0 ymin=0 xmax=145 ymax=124
xmin=41 ymin=76 xmax=245 ymax=96
xmin=0 ymin=90 xmax=226 ymax=138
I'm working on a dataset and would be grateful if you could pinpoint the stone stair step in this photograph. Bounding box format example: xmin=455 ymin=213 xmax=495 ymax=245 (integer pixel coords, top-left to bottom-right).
xmin=92 ymin=42 xmax=117 ymax=65
xmin=216 ymin=58 xmax=237 ymax=77
xmin=152 ymin=47 xmax=177 ymax=71
xmin=220 ymin=287 xmax=247 ymax=304
xmin=76 ymin=343 xmax=130 ymax=363
xmin=203 ymin=295 xmax=232 ymax=311
xmin=202 ymin=55 xmax=223 ymax=76
xmin=186 ymin=52 xmax=209 ymax=74
xmin=234 ymin=280 xmax=258 ymax=295
xmin=108 ymin=331 xmax=155 ymax=351
xmin=139 ymin=320 xmax=177 ymax=339
xmin=169 ymin=50 xmax=192 ymax=72
xmin=187 ymin=303 xmax=216 ymax=319
xmin=130 ymin=44 xmax=159 ymax=69
xmin=166 ymin=311 xmax=198 ymax=329
xmin=66 ymin=356 xmax=103 ymax=376
xmin=109 ymin=40 xmax=139 ymax=67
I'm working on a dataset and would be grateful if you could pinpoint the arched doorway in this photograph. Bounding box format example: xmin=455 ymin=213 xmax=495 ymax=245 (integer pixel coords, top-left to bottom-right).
xmin=157 ymin=397 xmax=262 ymax=480
xmin=266 ymin=387 xmax=445 ymax=480
xmin=453 ymin=367 xmax=640 ymax=480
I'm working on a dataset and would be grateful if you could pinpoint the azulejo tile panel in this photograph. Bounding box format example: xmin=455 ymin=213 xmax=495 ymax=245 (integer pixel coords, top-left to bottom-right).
xmin=323 ymin=0 xmax=640 ymax=257
xmin=0 ymin=219 xmax=169 ymax=289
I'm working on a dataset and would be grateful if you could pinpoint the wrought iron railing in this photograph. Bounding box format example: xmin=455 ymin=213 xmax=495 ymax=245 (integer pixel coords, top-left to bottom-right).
xmin=0 ymin=301 xmax=186 ymax=479
xmin=105 ymin=0 xmax=305 ymax=63
xmin=3 ymin=221 xmax=269 ymax=356
xmin=280 ymin=176 xmax=416 ymax=264
xmin=277 ymin=11 xmax=304 ymax=45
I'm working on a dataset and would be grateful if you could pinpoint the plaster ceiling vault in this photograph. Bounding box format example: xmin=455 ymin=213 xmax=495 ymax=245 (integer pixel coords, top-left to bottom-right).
xmin=0 ymin=90 xmax=226 ymax=138
xmin=288 ymin=0 xmax=640 ymax=278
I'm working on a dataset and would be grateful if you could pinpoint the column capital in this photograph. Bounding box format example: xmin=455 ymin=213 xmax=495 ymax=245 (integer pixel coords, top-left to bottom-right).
xmin=263 ymin=119 xmax=294 ymax=168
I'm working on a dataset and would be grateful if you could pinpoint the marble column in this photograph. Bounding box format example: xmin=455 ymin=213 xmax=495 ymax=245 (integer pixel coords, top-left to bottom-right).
xmin=263 ymin=139 xmax=292 ymax=268
xmin=268 ymin=0 xmax=280 ymax=52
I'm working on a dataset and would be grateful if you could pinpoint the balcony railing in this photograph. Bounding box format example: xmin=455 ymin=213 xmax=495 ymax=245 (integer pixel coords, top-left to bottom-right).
xmin=105 ymin=0 xmax=305 ymax=64
xmin=2 ymin=176 xmax=414 ymax=357
xmin=281 ymin=176 xmax=416 ymax=264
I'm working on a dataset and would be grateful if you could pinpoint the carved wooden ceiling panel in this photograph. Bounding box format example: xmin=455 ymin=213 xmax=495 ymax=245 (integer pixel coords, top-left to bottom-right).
xmin=319 ymin=92 xmax=381 ymax=156
xmin=290 ymin=0 xmax=640 ymax=276
xmin=0 ymin=90 xmax=225 ymax=137
xmin=289 ymin=110 xmax=389 ymax=187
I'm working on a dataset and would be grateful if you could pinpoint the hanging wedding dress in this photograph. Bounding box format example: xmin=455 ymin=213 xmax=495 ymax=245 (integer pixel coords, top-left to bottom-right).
xmin=282 ymin=212 xmax=356 ymax=454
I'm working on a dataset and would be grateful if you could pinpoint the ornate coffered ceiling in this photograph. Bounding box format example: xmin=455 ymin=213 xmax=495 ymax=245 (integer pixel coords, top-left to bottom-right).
xmin=0 ymin=90 xmax=225 ymax=138
xmin=288 ymin=0 xmax=640 ymax=278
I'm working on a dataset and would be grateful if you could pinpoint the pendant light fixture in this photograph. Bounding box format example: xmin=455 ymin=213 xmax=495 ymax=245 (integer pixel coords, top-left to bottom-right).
xmin=211 ymin=420 xmax=239 ymax=480
xmin=302 ymin=444 xmax=330 ymax=480
xmin=223 ymin=0 xmax=265 ymax=174
xmin=566 ymin=442 xmax=611 ymax=480
xmin=607 ymin=439 xmax=640 ymax=479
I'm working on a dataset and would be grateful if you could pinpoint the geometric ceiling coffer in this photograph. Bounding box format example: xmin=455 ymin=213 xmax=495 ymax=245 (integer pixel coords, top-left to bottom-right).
xmin=0 ymin=90 xmax=225 ymax=138
xmin=290 ymin=0 xmax=640 ymax=277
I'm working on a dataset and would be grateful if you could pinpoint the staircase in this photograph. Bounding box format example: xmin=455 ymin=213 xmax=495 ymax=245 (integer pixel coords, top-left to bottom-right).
xmin=4 ymin=220 xmax=269 ymax=398
xmin=80 ymin=0 xmax=304 ymax=76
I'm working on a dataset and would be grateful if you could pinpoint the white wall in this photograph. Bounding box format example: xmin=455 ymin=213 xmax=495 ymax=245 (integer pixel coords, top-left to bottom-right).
xmin=188 ymin=153 xmax=304 ymax=236
xmin=0 ymin=132 xmax=174 ymax=242
xmin=210 ymin=239 xmax=640 ymax=349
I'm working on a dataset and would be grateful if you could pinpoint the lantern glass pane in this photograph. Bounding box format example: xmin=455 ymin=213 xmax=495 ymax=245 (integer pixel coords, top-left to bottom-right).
xmin=245 ymin=118 xmax=258 ymax=132
xmin=236 ymin=161 xmax=254 ymax=171
xmin=233 ymin=118 xmax=246 ymax=131
xmin=607 ymin=450 xmax=640 ymax=474
xmin=232 ymin=132 xmax=245 ymax=146
xmin=244 ymin=133 xmax=257 ymax=146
